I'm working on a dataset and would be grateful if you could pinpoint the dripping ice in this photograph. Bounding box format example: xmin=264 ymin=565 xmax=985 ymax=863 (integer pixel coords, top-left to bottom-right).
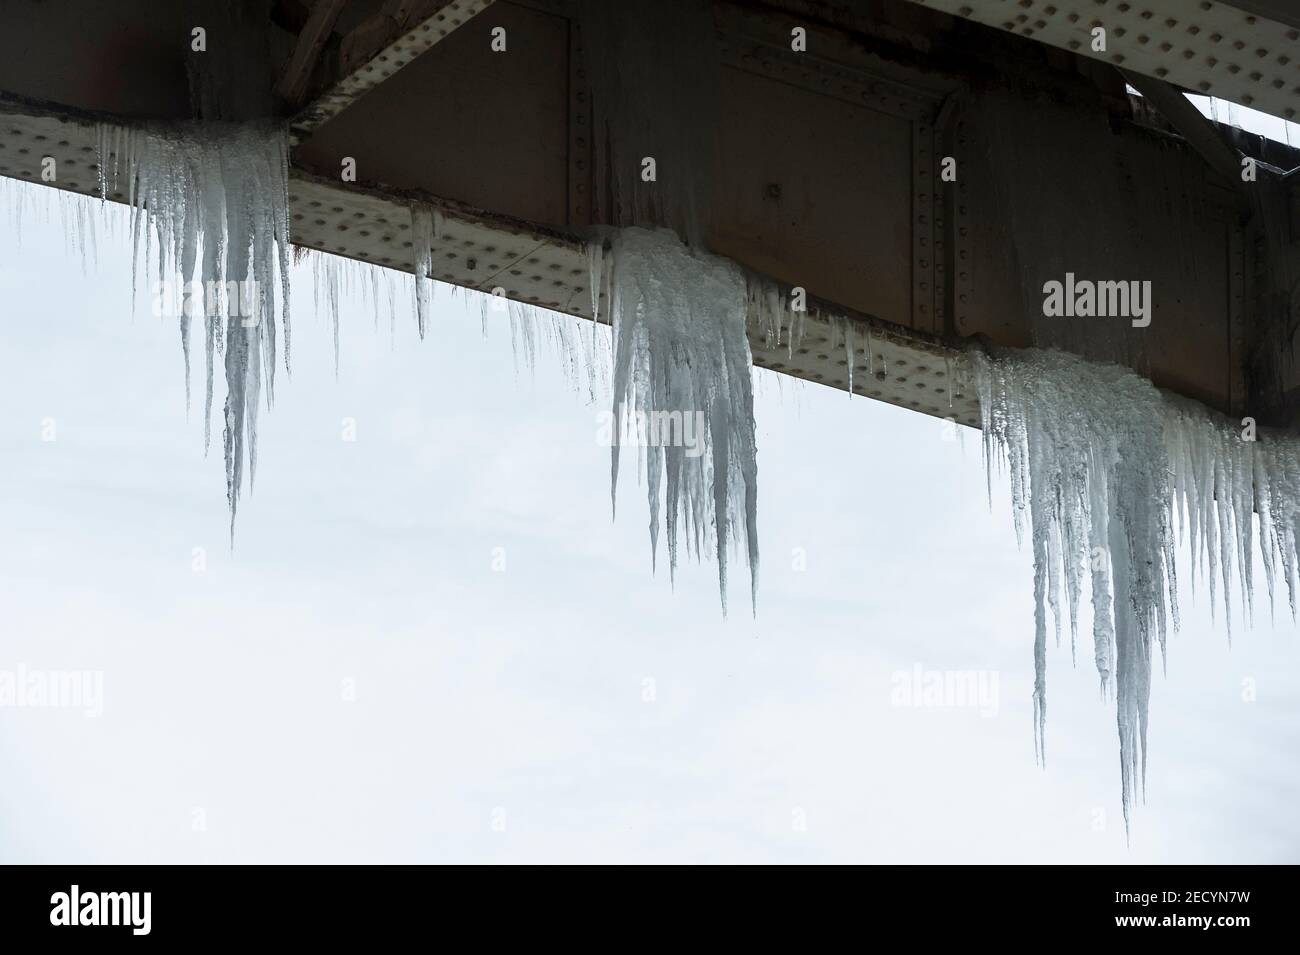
xmin=97 ymin=121 xmax=292 ymax=533
xmin=973 ymin=347 xmax=1300 ymax=836
xmin=306 ymin=245 xmax=406 ymax=371
xmin=9 ymin=121 xmax=1297 ymax=832
xmin=600 ymin=228 xmax=760 ymax=616
xmin=591 ymin=229 xmax=873 ymax=614
xmin=410 ymin=204 xmax=440 ymax=339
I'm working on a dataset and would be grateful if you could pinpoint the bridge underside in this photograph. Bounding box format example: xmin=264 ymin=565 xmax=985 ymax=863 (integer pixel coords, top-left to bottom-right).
xmin=1 ymin=0 xmax=1297 ymax=430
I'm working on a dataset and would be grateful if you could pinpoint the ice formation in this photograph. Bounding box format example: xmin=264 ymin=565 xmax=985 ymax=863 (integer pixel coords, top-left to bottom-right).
xmin=97 ymin=121 xmax=292 ymax=530
xmin=10 ymin=118 xmax=1294 ymax=836
xmin=410 ymin=204 xmax=441 ymax=339
xmin=476 ymin=293 xmax=611 ymax=403
xmin=973 ymin=347 xmax=1300 ymax=833
xmin=307 ymin=247 xmax=404 ymax=371
xmin=598 ymin=228 xmax=760 ymax=615
xmin=0 ymin=173 xmax=103 ymax=270
xmin=747 ymin=277 xmax=871 ymax=395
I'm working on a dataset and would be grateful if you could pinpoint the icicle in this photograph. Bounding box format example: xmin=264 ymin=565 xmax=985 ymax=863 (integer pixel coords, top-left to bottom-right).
xmin=300 ymin=246 xmax=412 ymax=366
xmin=313 ymin=252 xmax=342 ymax=377
xmin=865 ymin=327 xmax=874 ymax=386
xmin=973 ymin=346 xmax=1300 ymax=838
xmin=843 ymin=318 xmax=855 ymax=396
xmin=608 ymin=227 xmax=760 ymax=615
xmin=744 ymin=275 xmax=820 ymax=364
xmin=477 ymin=282 xmax=610 ymax=400
xmin=410 ymin=204 xmax=436 ymax=338
xmin=97 ymin=120 xmax=293 ymax=533
xmin=0 ymin=171 xmax=103 ymax=274
xmin=587 ymin=241 xmax=605 ymax=325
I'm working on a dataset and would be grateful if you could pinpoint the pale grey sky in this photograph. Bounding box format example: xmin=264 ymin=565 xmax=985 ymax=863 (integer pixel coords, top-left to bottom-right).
xmin=1 ymin=184 xmax=1298 ymax=863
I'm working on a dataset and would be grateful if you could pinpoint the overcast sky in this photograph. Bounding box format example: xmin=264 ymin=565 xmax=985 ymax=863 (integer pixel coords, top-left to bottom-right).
xmin=0 ymin=184 xmax=1297 ymax=863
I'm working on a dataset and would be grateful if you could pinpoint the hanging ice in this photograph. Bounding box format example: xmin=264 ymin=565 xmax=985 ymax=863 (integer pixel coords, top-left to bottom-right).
xmin=603 ymin=228 xmax=759 ymax=615
xmin=972 ymin=346 xmax=1300 ymax=835
xmin=308 ymin=247 xmax=403 ymax=372
xmin=477 ymin=294 xmax=609 ymax=401
xmin=97 ymin=121 xmax=292 ymax=532
xmin=410 ymin=204 xmax=439 ymax=339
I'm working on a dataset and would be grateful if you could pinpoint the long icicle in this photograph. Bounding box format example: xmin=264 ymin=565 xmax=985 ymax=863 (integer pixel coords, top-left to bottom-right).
xmin=98 ymin=120 xmax=293 ymax=535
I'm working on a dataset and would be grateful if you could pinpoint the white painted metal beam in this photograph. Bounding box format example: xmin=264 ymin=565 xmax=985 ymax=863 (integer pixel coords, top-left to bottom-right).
xmin=907 ymin=0 xmax=1300 ymax=120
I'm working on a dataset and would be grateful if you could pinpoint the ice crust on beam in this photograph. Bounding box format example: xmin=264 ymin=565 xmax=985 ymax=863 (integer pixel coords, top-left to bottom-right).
xmin=603 ymin=228 xmax=760 ymax=615
xmin=972 ymin=347 xmax=1300 ymax=835
xmin=97 ymin=121 xmax=292 ymax=531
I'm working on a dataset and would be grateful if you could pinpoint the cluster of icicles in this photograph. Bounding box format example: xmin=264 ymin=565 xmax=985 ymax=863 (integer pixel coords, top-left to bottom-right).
xmin=92 ymin=121 xmax=1299 ymax=832
xmin=973 ymin=348 xmax=1300 ymax=834
xmin=592 ymin=230 xmax=868 ymax=615
xmin=97 ymin=121 xmax=292 ymax=527
xmin=94 ymin=123 xmax=770 ymax=609
xmin=591 ymin=229 xmax=761 ymax=615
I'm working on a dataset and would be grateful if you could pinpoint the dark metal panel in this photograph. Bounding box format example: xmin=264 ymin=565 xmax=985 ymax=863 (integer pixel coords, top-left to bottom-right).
xmin=0 ymin=0 xmax=206 ymax=119
xmin=294 ymin=0 xmax=571 ymax=226
xmin=703 ymin=2 xmax=955 ymax=329
xmin=707 ymin=66 xmax=917 ymax=326
xmin=1230 ymin=220 xmax=1248 ymax=415
xmin=954 ymin=87 xmax=1242 ymax=414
